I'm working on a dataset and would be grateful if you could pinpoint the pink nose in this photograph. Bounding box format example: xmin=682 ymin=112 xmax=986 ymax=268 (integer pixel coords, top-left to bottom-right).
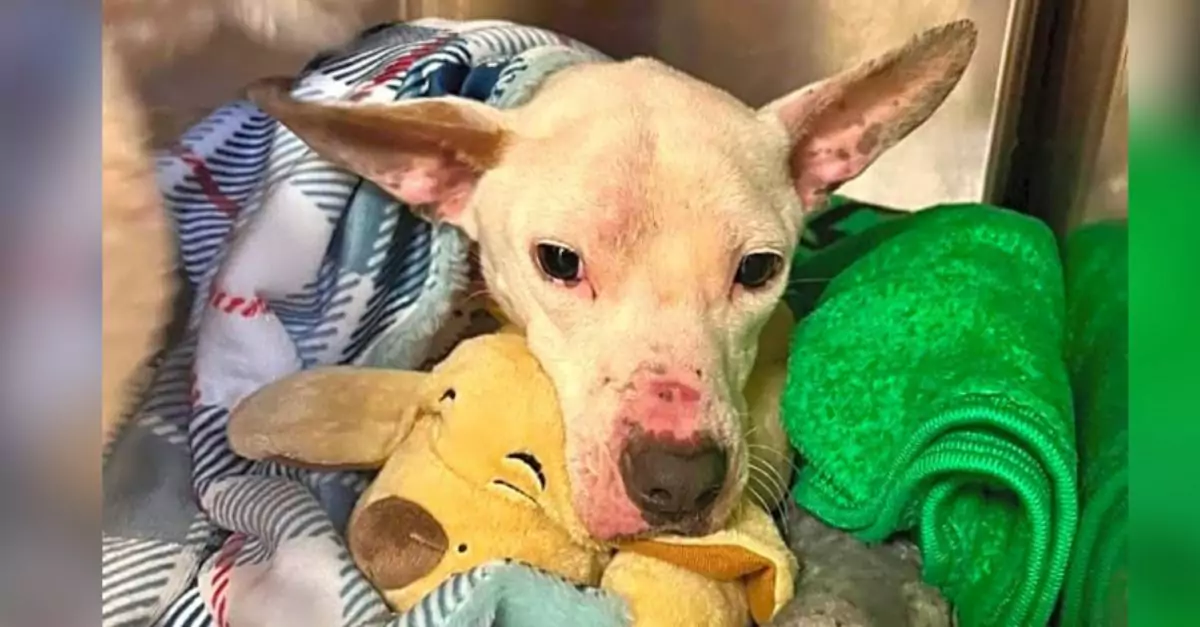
xmin=647 ymin=380 xmax=701 ymax=404
xmin=625 ymin=378 xmax=704 ymax=438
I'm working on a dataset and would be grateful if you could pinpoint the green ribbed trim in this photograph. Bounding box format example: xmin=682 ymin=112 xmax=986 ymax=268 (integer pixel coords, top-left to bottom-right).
xmin=1061 ymin=467 xmax=1128 ymax=626
xmin=791 ymin=395 xmax=1078 ymax=626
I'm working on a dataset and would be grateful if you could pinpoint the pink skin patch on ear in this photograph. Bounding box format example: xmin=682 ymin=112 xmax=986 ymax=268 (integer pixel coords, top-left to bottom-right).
xmin=793 ymin=131 xmax=876 ymax=207
xmin=375 ymin=154 xmax=477 ymax=221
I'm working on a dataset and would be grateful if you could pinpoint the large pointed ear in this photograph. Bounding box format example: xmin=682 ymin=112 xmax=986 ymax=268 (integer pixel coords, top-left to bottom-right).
xmin=228 ymin=367 xmax=427 ymax=469
xmin=246 ymin=77 xmax=510 ymax=238
xmin=759 ymin=20 xmax=978 ymax=210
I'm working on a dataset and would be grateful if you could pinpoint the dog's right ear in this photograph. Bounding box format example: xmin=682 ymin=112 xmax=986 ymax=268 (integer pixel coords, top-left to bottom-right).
xmin=758 ymin=20 xmax=978 ymax=212
xmin=247 ymin=78 xmax=509 ymax=238
xmin=228 ymin=366 xmax=427 ymax=469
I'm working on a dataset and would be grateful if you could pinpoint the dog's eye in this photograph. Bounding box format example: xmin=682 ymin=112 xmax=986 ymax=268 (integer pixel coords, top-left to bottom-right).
xmin=534 ymin=243 xmax=583 ymax=285
xmin=734 ymin=252 xmax=784 ymax=289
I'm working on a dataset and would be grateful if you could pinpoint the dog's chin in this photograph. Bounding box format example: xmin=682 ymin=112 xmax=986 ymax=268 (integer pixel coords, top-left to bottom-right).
xmin=571 ymin=468 xmax=744 ymax=542
xmin=636 ymin=516 xmax=715 ymax=539
xmin=591 ymin=513 xmax=727 ymax=543
xmin=577 ymin=501 xmax=734 ymax=543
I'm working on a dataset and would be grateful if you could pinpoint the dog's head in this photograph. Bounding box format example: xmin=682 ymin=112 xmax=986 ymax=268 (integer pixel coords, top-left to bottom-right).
xmin=248 ymin=21 xmax=977 ymax=541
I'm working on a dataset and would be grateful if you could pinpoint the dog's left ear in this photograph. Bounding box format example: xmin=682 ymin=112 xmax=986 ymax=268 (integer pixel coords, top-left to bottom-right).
xmin=759 ymin=20 xmax=978 ymax=211
xmin=247 ymin=78 xmax=509 ymax=238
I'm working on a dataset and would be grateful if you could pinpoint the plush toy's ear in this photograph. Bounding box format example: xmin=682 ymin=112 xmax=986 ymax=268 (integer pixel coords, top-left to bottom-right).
xmin=247 ymin=77 xmax=510 ymax=239
xmin=759 ymin=20 xmax=977 ymax=211
xmin=228 ymin=366 xmax=427 ymax=469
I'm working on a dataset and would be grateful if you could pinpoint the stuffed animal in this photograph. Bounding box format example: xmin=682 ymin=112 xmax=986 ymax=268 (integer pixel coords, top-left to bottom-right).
xmin=227 ymin=331 xmax=797 ymax=626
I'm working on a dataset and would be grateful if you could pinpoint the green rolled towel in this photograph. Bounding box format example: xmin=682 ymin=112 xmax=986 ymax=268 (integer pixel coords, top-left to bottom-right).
xmin=1059 ymin=221 xmax=1128 ymax=627
xmin=781 ymin=204 xmax=1078 ymax=627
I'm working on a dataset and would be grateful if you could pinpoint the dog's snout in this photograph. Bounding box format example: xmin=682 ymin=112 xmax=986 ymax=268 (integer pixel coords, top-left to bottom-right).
xmin=619 ymin=433 xmax=727 ymax=528
xmin=620 ymin=368 xmax=708 ymax=438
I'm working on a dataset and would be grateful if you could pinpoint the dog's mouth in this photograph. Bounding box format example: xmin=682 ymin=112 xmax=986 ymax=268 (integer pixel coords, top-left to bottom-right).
xmin=629 ymin=480 xmax=742 ymax=539
xmin=582 ymin=479 xmax=742 ymax=542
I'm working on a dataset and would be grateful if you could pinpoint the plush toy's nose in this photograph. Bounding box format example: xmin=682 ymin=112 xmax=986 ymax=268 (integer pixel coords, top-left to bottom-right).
xmin=349 ymin=496 xmax=448 ymax=590
xmin=618 ymin=432 xmax=727 ymax=530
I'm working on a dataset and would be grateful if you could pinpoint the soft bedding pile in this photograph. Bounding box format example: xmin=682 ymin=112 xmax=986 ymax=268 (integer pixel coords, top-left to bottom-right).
xmin=1059 ymin=221 xmax=1128 ymax=627
xmin=101 ymin=19 xmax=630 ymax=627
xmin=781 ymin=204 xmax=1079 ymax=627
xmin=101 ymin=15 xmax=1128 ymax=627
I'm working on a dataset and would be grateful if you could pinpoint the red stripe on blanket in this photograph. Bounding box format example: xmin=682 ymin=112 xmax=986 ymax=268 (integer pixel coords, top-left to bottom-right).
xmin=173 ymin=147 xmax=241 ymax=216
xmin=211 ymin=533 xmax=246 ymax=627
xmin=209 ymin=289 xmax=268 ymax=318
xmin=348 ymin=36 xmax=452 ymax=100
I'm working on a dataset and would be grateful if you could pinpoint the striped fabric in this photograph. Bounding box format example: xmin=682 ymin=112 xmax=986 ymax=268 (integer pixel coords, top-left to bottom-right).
xmin=102 ymin=20 xmax=629 ymax=627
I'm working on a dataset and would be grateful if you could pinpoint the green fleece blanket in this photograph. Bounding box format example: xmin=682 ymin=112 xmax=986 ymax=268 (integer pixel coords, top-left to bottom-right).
xmin=781 ymin=204 xmax=1078 ymax=627
xmin=1059 ymin=221 xmax=1128 ymax=627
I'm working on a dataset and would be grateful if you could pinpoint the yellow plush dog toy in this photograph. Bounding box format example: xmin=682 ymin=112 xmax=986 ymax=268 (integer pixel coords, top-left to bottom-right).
xmin=227 ymin=331 xmax=797 ymax=626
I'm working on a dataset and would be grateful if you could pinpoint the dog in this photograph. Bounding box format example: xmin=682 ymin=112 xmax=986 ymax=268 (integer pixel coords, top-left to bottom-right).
xmin=100 ymin=0 xmax=386 ymax=451
xmin=243 ymin=19 xmax=978 ymax=542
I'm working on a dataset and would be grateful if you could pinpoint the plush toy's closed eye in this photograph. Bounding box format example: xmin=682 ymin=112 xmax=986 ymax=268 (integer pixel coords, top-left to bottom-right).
xmin=491 ymin=452 xmax=546 ymax=502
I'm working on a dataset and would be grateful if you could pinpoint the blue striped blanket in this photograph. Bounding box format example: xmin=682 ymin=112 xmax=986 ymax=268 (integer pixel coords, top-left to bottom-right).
xmin=101 ymin=19 xmax=630 ymax=627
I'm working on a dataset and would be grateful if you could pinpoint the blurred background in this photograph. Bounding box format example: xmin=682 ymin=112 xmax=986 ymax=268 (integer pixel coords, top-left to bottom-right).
xmin=137 ymin=0 xmax=1130 ymax=233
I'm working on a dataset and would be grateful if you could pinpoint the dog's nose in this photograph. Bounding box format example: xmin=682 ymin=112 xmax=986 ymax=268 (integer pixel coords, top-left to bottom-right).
xmin=619 ymin=433 xmax=727 ymax=526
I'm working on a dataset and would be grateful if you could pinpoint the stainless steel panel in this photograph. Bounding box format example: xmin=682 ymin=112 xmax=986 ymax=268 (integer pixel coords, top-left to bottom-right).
xmin=1079 ymin=47 xmax=1128 ymax=226
xmin=412 ymin=0 xmax=1039 ymax=209
xmin=1009 ymin=0 xmax=1127 ymax=231
xmin=645 ymin=0 xmax=1035 ymax=209
xmin=144 ymin=0 xmax=1039 ymax=209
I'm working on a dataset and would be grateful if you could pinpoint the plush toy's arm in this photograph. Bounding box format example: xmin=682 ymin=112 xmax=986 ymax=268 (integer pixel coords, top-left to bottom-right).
xmin=606 ymin=503 xmax=798 ymax=626
xmin=601 ymin=552 xmax=749 ymax=627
